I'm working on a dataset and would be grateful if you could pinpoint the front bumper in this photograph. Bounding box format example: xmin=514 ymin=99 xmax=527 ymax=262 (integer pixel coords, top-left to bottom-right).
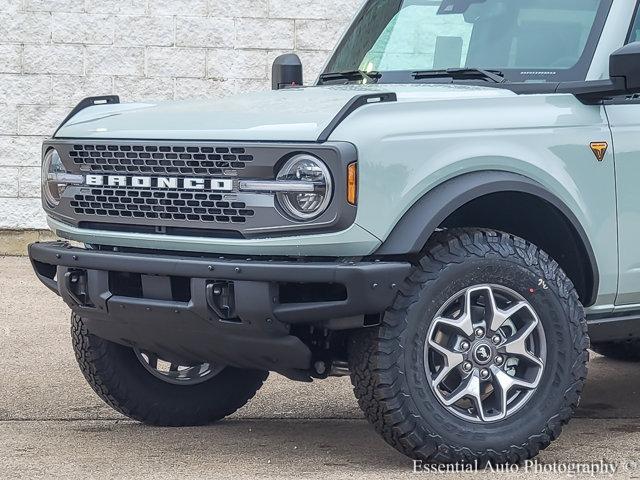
xmin=29 ymin=241 xmax=411 ymax=375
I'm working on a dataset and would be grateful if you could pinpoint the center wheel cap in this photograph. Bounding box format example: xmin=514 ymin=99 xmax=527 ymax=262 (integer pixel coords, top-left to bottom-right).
xmin=472 ymin=343 xmax=493 ymax=365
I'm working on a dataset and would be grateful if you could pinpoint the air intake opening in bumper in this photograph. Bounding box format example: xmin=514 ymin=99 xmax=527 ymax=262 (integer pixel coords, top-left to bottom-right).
xmin=279 ymin=282 xmax=347 ymax=304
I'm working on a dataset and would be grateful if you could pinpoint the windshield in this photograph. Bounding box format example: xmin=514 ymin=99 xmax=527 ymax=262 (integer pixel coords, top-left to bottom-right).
xmin=322 ymin=0 xmax=613 ymax=84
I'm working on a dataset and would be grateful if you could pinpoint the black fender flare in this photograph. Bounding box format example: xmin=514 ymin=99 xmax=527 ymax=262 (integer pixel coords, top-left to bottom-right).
xmin=375 ymin=170 xmax=599 ymax=305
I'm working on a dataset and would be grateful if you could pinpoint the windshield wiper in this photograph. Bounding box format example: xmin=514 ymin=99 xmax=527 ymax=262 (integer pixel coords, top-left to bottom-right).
xmin=319 ymin=70 xmax=382 ymax=84
xmin=412 ymin=68 xmax=506 ymax=84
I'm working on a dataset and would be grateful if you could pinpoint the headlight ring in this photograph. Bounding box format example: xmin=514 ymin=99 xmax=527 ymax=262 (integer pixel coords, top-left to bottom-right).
xmin=275 ymin=154 xmax=333 ymax=221
xmin=42 ymin=148 xmax=75 ymax=207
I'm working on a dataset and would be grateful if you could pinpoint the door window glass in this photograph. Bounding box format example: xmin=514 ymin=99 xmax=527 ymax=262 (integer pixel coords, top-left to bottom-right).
xmin=629 ymin=5 xmax=640 ymax=43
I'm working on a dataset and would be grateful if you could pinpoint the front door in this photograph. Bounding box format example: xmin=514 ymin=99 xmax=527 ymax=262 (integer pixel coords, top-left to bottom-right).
xmin=607 ymin=10 xmax=640 ymax=305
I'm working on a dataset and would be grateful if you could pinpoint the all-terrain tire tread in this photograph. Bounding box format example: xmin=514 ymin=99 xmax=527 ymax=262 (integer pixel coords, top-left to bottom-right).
xmin=349 ymin=228 xmax=589 ymax=464
xmin=71 ymin=313 xmax=268 ymax=426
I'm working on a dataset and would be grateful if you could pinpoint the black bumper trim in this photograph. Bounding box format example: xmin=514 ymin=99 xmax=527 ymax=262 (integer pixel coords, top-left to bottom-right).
xmin=29 ymin=242 xmax=411 ymax=373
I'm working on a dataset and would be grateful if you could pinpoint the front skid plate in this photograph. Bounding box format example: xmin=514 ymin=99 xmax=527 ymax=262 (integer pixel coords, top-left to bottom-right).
xmin=29 ymin=241 xmax=411 ymax=372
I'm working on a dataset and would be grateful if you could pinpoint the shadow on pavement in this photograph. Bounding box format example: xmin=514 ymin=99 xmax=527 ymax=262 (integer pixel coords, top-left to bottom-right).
xmin=577 ymin=354 xmax=640 ymax=419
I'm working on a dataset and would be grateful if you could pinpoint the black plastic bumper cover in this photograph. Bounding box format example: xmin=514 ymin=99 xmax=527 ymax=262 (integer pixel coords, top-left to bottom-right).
xmin=29 ymin=242 xmax=411 ymax=374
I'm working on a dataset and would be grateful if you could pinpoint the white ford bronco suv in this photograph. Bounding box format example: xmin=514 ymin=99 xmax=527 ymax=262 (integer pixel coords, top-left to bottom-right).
xmin=28 ymin=0 xmax=640 ymax=465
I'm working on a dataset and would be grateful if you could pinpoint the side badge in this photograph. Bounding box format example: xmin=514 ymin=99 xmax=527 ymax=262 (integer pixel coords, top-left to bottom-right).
xmin=590 ymin=142 xmax=608 ymax=161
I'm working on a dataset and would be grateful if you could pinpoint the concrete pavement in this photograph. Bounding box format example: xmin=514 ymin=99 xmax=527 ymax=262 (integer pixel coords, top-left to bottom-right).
xmin=2 ymin=255 xmax=640 ymax=479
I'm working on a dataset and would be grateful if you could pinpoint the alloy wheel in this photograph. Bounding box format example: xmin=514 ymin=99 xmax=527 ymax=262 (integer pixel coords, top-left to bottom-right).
xmin=425 ymin=284 xmax=546 ymax=423
xmin=134 ymin=348 xmax=225 ymax=386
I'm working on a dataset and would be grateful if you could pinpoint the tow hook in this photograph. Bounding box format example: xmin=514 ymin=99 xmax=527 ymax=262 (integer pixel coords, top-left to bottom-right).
xmin=64 ymin=270 xmax=90 ymax=307
xmin=206 ymin=281 xmax=236 ymax=321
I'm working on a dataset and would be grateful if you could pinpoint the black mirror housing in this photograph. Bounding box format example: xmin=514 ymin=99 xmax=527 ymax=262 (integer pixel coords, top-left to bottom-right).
xmin=272 ymin=54 xmax=303 ymax=90
xmin=610 ymin=41 xmax=640 ymax=92
xmin=558 ymin=41 xmax=640 ymax=103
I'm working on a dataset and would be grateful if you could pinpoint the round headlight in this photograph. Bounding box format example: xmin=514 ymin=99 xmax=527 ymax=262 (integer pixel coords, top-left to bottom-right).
xmin=276 ymin=154 xmax=333 ymax=221
xmin=42 ymin=149 xmax=67 ymax=206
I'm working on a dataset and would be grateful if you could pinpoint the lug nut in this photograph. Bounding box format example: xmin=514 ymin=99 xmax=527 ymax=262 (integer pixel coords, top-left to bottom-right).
xmin=495 ymin=356 xmax=505 ymax=366
xmin=462 ymin=361 xmax=473 ymax=372
xmin=475 ymin=328 xmax=485 ymax=338
xmin=480 ymin=368 xmax=490 ymax=379
xmin=460 ymin=341 xmax=470 ymax=352
xmin=492 ymin=335 xmax=502 ymax=345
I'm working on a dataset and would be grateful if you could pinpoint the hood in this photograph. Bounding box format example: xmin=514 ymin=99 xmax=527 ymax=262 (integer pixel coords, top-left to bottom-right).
xmin=55 ymin=84 xmax=516 ymax=142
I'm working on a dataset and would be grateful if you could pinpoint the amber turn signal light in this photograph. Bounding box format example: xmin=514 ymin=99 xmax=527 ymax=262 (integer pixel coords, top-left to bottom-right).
xmin=347 ymin=162 xmax=357 ymax=205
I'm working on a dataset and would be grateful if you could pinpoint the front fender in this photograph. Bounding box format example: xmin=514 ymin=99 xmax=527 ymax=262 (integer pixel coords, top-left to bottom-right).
xmin=376 ymin=170 xmax=592 ymax=255
xmin=333 ymin=91 xmax=617 ymax=309
xmin=375 ymin=170 xmax=599 ymax=306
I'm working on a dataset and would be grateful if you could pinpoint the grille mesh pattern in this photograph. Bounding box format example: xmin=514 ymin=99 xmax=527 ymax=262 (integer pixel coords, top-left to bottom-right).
xmin=69 ymin=144 xmax=254 ymax=175
xmin=70 ymin=188 xmax=255 ymax=224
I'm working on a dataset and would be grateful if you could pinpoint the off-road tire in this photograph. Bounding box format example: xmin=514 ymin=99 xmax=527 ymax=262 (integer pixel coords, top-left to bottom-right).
xmin=592 ymin=340 xmax=640 ymax=361
xmin=348 ymin=228 xmax=589 ymax=464
xmin=71 ymin=313 xmax=268 ymax=426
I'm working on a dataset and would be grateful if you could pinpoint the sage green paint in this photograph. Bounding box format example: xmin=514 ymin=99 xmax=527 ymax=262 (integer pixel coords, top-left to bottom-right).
xmin=605 ymin=102 xmax=640 ymax=306
xmin=48 ymin=1 xmax=640 ymax=312
xmin=55 ymin=88 xmax=378 ymax=142
xmin=48 ymin=217 xmax=381 ymax=258
xmin=51 ymin=83 xmax=620 ymax=309
xmin=333 ymin=86 xmax=619 ymax=310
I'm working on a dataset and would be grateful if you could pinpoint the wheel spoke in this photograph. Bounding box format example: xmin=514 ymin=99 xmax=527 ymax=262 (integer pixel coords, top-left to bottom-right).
xmin=501 ymin=319 xmax=543 ymax=367
xmin=488 ymin=294 xmax=529 ymax=333
xmin=146 ymin=353 xmax=158 ymax=369
xmin=134 ymin=348 xmax=225 ymax=385
xmin=428 ymin=338 xmax=464 ymax=387
xmin=432 ymin=287 xmax=480 ymax=337
xmin=491 ymin=365 xmax=539 ymax=420
xmin=432 ymin=315 xmax=474 ymax=337
xmin=442 ymin=371 xmax=487 ymax=421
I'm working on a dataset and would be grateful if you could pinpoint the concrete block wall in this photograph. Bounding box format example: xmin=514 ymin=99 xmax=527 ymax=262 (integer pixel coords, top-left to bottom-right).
xmin=0 ymin=0 xmax=363 ymax=229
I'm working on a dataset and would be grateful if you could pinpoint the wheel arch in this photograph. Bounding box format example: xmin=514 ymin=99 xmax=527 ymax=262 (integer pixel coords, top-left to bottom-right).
xmin=375 ymin=170 xmax=599 ymax=306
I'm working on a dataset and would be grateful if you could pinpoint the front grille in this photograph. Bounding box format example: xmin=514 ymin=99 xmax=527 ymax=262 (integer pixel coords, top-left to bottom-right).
xmin=46 ymin=139 xmax=353 ymax=238
xmin=69 ymin=144 xmax=254 ymax=176
xmin=70 ymin=188 xmax=255 ymax=224
xmin=60 ymin=141 xmax=269 ymax=233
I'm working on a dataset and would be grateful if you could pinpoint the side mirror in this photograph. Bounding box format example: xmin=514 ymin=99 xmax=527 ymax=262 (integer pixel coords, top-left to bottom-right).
xmin=272 ymin=54 xmax=303 ymax=90
xmin=559 ymin=41 xmax=640 ymax=103
xmin=610 ymin=41 xmax=640 ymax=93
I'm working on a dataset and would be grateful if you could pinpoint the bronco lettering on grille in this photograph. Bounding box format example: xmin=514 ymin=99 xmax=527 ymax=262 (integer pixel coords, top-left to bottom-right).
xmin=84 ymin=175 xmax=234 ymax=191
